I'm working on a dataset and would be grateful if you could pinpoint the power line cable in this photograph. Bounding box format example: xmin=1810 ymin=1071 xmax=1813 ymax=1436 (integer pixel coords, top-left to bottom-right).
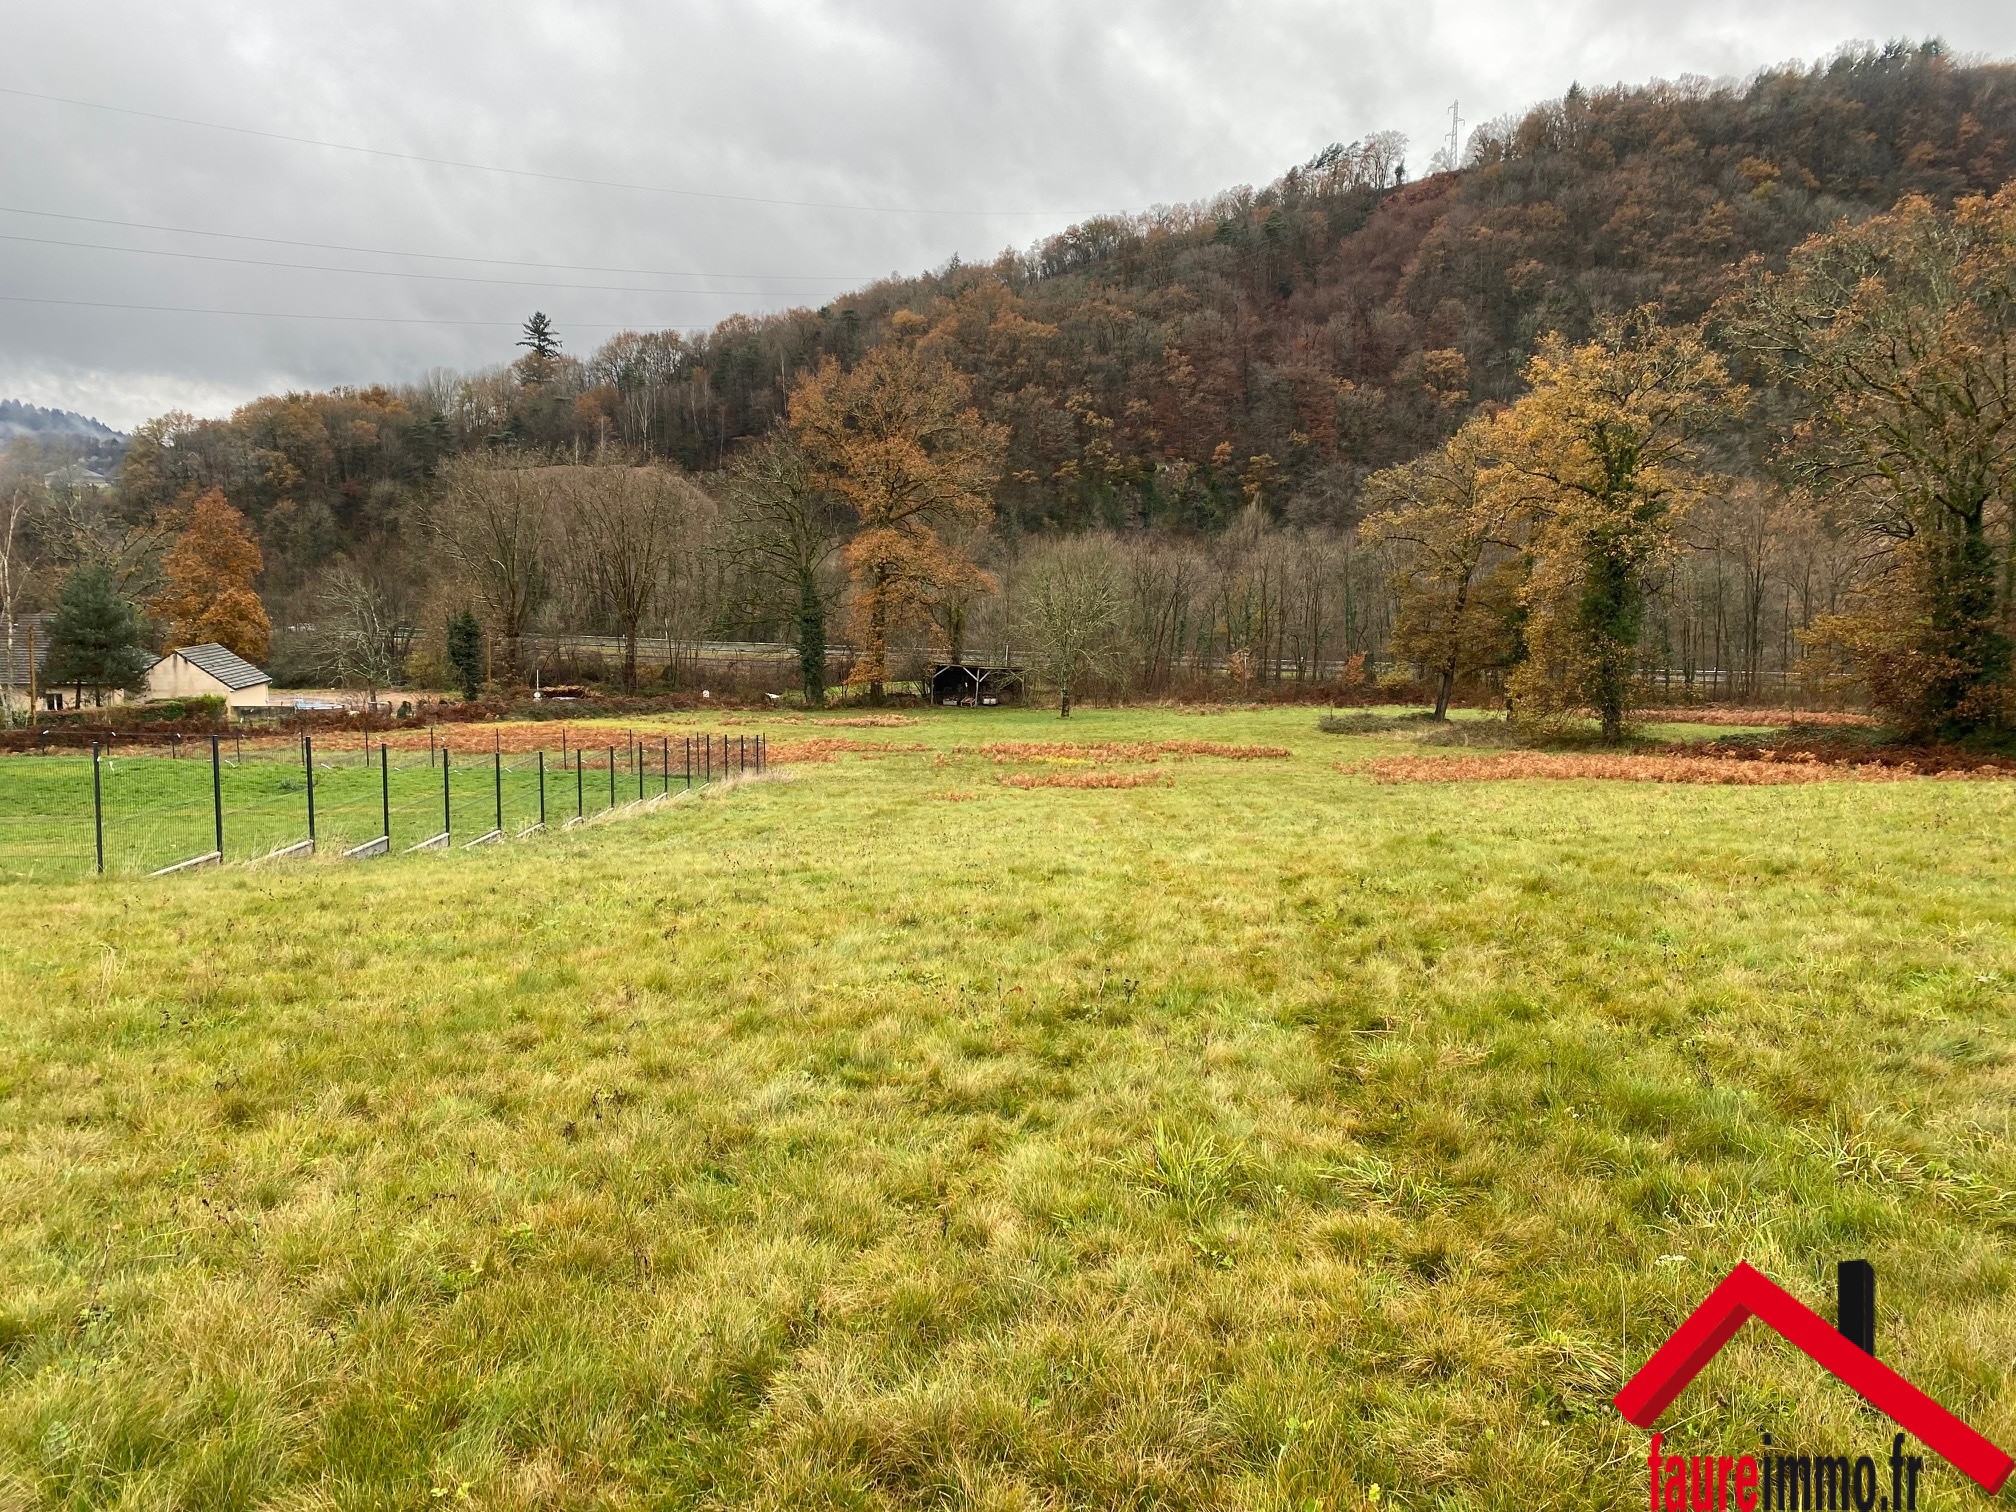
xmin=0 ymin=84 xmax=1087 ymax=219
xmin=0 ymin=230 xmax=835 ymax=296
xmin=0 ymin=203 xmax=881 ymax=280
xmin=0 ymin=294 xmax=720 ymax=330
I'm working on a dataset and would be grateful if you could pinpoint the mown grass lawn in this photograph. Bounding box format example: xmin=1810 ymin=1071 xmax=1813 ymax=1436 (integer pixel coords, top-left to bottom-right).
xmin=2 ymin=706 xmax=2014 ymax=1510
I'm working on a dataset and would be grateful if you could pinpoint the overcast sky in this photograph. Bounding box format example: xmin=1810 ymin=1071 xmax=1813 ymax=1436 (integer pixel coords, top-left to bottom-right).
xmin=5 ymin=0 xmax=2015 ymax=432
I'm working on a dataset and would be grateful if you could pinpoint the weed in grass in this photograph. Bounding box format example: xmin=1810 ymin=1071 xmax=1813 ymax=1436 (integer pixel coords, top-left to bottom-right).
xmin=1317 ymin=711 xmax=1442 ymax=734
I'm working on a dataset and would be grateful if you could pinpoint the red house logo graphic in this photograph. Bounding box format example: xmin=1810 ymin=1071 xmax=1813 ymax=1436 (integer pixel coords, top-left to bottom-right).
xmin=1614 ymin=1262 xmax=2013 ymax=1495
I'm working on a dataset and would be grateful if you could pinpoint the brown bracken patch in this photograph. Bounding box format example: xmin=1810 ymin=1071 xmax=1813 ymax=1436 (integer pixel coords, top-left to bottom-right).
xmin=965 ymin=739 xmax=1289 ymax=764
xmin=1635 ymin=707 xmax=1879 ymax=728
xmin=1340 ymin=752 xmax=2015 ymax=785
xmin=1000 ymin=771 xmax=1172 ymax=790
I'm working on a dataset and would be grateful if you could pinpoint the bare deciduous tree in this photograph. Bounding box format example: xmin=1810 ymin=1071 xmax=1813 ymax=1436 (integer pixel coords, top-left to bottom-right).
xmin=433 ymin=456 xmax=551 ymax=682
xmin=0 ymin=475 xmax=45 ymax=726
xmin=722 ymin=434 xmax=847 ymax=705
xmin=556 ymin=463 xmax=713 ymax=692
xmin=1016 ymin=534 xmax=1126 ymax=717
xmin=312 ymin=560 xmax=407 ymax=707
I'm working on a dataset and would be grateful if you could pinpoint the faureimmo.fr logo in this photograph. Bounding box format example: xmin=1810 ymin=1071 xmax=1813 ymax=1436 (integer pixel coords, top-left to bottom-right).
xmin=1615 ymin=1261 xmax=2012 ymax=1507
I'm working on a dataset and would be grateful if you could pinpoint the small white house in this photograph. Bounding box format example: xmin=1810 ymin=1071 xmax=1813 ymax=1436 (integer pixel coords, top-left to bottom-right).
xmin=146 ymin=643 xmax=271 ymax=709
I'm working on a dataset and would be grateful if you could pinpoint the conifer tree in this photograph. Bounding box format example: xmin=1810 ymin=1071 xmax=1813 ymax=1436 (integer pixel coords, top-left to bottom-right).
xmin=446 ymin=609 xmax=485 ymax=701
xmin=44 ymin=564 xmax=153 ymax=707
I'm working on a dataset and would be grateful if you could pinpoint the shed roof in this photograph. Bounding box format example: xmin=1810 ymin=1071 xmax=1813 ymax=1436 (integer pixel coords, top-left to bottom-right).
xmin=169 ymin=643 xmax=269 ymax=691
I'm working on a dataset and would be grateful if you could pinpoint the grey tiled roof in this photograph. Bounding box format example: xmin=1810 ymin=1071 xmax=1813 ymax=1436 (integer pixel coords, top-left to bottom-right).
xmin=170 ymin=642 xmax=269 ymax=691
xmin=0 ymin=614 xmax=53 ymax=686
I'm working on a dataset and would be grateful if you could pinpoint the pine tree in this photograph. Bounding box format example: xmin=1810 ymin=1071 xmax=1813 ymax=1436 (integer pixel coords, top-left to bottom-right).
xmin=446 ymin=610 xmax=484 ymax=701
xmin=152 ymin=488 xmax=271 ymax=661
xmin=43 ymin=564 xmax=154 ymax=707
xmin=514 ymin=313 xmax=563 ymax=394
xmin=517 ymin=312 xmax=561 ymax=361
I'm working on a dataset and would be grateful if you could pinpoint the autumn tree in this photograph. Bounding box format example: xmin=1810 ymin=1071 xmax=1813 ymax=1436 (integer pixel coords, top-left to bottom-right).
xmin=1363 ymin=418 xmax=1525 ymax=719
xmin=1727 ymin=188 xmax=2016 ymax=734
xmin=433 ymin=456 xmax=551 ymax=682
xmin=151 ymin=488 xmax=271 ymax=661
xmin=1016 ymin=533 xmax=1126 ymax=717
xmin=789 ymin=331 xmax=1006 ymax=699
xmin=1492 ymin=311 xmax=1738 ymax=740
xmin=722 ymin=433 xmax=848 ymax=705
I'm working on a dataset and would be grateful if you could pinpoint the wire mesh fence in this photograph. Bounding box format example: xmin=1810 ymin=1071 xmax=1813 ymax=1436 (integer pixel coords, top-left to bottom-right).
xmin=0 ymin=731 xmax=767 ymax=883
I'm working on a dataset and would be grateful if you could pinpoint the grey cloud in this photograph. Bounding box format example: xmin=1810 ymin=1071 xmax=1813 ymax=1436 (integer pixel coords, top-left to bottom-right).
xmin=4 ymin=0 xmax=2015 ymax=430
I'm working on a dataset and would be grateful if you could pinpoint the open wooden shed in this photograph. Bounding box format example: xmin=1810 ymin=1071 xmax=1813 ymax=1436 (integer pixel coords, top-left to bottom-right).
xmin=929 ymin=663 xmax=1022 ymax=707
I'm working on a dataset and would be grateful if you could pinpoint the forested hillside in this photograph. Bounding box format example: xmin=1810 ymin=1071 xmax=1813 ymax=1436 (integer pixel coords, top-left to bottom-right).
xmin=0 ymin=403 xmax=123 ymax=444
xmin=8 ymin=40 xmax=2016 ymax=701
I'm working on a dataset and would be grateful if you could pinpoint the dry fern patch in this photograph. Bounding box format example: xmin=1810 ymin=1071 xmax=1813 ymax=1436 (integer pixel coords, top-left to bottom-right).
xmin=1342 ymin=751 xmax=2016 ymax=784
xmin=999 ymin=770 xmax=1171 ymax=789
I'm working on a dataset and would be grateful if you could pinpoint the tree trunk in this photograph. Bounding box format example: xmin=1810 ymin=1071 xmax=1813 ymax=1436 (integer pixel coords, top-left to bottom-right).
xmin=797 ymin=573 xmax=827 ymax=707
xmin=1433 ymin=569 xmax=1471 ymax=721
xmin=867 ymin=575 xmax=888 ymax=704
xmin=1059 ymin=682 xmax=1072 ymax=718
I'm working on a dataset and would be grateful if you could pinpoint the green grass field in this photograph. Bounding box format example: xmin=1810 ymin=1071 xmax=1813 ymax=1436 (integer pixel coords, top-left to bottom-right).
xmin=2 ymin=706 xmax=2014 ymax=1510
xmin=0 ymin=739 xmax=708 ymax=882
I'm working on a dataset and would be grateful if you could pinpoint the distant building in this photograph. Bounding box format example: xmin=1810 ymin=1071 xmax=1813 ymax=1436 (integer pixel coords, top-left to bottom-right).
xmin=146 ymin=644 xmax=271 ymax=709
xmin=42 ymin=463 xmax=113 ymax=492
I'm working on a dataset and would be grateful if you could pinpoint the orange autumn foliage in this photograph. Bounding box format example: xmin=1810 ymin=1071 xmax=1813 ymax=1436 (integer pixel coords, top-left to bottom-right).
xmin=788 ymin=336 xmax=1006 ymax=694
xmin=152 ymin=489 xmax=271 ymax=662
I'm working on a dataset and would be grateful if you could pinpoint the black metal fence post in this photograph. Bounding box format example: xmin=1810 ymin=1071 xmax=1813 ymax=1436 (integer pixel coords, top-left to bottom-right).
xmin=92 ymin=741 xmax=104 ymax=875
xmin=494 ymin=746 xmax=503 ymax=834
xmin=305 ymin=734 xmax=317 ymax=849
xmin=380 ymin=743 xmax=391 ymax=844
xmin=210 ymin=735 xmax=224 ymax=859
xmin=705 ymin=734 xmax=712 ymax=783
xmin=538 ymin=749 xmax=546 ymax=827
xmin=685 ymin=736 xmax=692 ymax=790
xmin=638 ymin=742 xmax=646 ymax=803
xmin=441 ymin=746 xmax=451 ymax=844
xmin=607 ymin=747 xmax=615 ymax=810
xmin=661 ymin=735 xmax=669 ymax=794
xmin=575 ymin=750 xmax=584 ymax=819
